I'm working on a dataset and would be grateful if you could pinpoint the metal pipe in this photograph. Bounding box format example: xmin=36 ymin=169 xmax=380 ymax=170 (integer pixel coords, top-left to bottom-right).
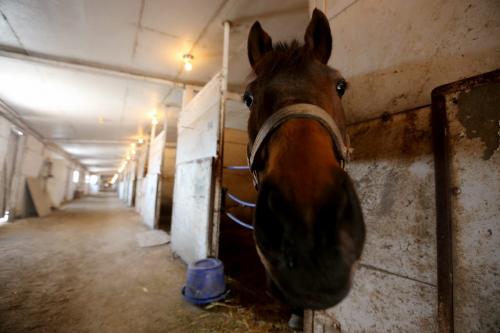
xmin=226 ymin=192 xmax=256 ymax=208
xmin=225 ymin=211 xmax=254 ymax=230
xmin=224 ymin=165 xmax=249 ymax=170
xmin=0 ymin=49 xmax=201 ymax=89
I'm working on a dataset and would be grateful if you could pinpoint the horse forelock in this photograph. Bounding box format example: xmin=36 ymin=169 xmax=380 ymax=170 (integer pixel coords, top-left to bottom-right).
xmin=252 ymin=40 xmax=309 ymax=76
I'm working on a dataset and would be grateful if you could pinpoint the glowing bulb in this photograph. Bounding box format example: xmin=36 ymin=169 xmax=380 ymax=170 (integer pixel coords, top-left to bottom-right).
xmin=183 ymin=54 xmax=194 ymax=72
xmin=138 ymin=137 xmax=144 ymax=144
xmin=151 ymin=116 xmax=158 ymax=125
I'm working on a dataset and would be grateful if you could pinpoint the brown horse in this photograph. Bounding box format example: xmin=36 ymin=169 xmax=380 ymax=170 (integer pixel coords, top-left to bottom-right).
xmin=244 ymin=9 xmax=365 ymax=313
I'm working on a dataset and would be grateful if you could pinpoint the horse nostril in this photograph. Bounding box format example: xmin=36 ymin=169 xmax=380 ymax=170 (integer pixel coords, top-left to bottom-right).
xmin=286 ymin=255 xmax=296 ymax=269
xmin=284 ymin=239 xmax=296 ymax=269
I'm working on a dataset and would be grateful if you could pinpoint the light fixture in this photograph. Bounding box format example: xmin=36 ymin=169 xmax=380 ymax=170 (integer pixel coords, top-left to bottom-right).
xmin=118 ymin=162 xmax=126 ymax=173
xmin=72 ymin=170 xmax=80 ymax=183
xmin=11 ymin=127 xmax=23 ymax=136
xmin=151 ymin=116 xmax=158 ymax=125
xmin=138 ymin=137 xmax=144 ymax=145
xmin=0 ymin=210 xmax=10 ymax=224
xmin=183 ymin=54 xmax=194 ymax=71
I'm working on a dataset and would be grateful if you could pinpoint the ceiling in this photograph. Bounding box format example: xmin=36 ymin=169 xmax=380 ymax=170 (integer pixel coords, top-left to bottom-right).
xmin=0 ymin=0 xmax=309 ymax=173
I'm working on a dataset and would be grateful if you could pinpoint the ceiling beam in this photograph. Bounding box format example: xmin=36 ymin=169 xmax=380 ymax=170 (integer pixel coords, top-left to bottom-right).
xmin=54 ymin=139 xmax=134 ymax=145
xmin=0 ymin=48 xmax=205 ymax=90
xmin=0 ymin=48 xmax=244 ymax=103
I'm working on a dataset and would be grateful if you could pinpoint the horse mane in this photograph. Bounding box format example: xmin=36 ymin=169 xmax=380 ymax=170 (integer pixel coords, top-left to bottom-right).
xmin=254 ymin=40 xmax=309 ymax=76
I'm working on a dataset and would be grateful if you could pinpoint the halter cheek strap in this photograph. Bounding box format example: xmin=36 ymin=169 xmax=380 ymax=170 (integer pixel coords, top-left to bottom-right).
xmin=247 ymin=103 xmax=351 ymax=189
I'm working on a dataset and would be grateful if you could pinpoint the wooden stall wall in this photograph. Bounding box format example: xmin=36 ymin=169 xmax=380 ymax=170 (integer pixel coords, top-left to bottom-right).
xmin=158 ymin=146 xmax=176 ymax=231
xmin=171 ymin=73 xmax=222 ymax=264
xmin=218 ymin=128 xmax=262 ymax=286
xmin=134 ymin=144 xmax=148 ymax=215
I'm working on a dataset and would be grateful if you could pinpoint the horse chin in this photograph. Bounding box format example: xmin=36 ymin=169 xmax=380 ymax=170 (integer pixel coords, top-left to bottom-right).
xmin=274 ymin=270 xmax=353 ymax=310
xmin=256 ymin=245 xmax=358 ymax=310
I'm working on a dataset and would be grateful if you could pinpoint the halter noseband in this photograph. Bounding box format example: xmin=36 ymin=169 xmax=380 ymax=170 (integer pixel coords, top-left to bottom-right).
xmin=247 ymin=103 xmax=351 ymax=189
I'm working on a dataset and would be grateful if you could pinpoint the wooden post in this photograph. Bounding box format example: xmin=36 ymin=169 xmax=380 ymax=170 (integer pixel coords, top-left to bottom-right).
xmin=210 ymin=20 xmax=230 ymax=257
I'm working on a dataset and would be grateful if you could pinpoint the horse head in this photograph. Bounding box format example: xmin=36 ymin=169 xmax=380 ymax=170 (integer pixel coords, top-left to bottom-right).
xmin=245 ymin=9 xmax=365 ymax=310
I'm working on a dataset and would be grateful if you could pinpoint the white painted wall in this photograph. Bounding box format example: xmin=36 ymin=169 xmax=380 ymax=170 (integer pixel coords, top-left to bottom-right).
xmin=305 ymin=2 xmax=500 ymax=331
xmin=45 ymin=159 xmax=71 ymax=207
xmin=0 ymin=112 xmax=86 ymax=219
xmin=309 ymin=0 xmax=500 ymax=123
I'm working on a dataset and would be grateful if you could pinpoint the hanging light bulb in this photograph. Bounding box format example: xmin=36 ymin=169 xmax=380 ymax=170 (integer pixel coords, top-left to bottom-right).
xmin=151 ymin=116 xmax=158 ymax=125
xmin=183 ymin=54 xmax=194 ymax=71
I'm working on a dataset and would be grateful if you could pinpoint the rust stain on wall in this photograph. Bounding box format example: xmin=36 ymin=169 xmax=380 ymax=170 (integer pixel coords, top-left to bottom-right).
xmin=457 ymin=82 xmax=500 ymax=160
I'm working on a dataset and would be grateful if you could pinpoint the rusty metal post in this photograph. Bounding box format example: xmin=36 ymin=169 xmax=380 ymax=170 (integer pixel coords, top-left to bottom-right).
xmin=431 ymin=90 xmax=454 ymax=333
xmin=431 ymin=69 xmax=500 ymax=333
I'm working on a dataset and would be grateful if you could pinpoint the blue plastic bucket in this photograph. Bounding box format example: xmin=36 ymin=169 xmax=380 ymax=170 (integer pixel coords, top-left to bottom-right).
xmin=182 ymin=258 xmax=226 ymax=305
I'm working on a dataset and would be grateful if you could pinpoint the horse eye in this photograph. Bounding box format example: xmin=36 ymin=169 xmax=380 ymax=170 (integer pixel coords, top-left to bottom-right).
xmin=243 ymin=92 xmax=254 ymax=108
xmin=336 ymin=80 xmax=347 ymax=97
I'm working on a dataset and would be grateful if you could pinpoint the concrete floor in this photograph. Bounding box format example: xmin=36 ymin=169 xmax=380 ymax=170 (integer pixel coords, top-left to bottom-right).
xmin=0 ymin=194 xmax=289 ymax=333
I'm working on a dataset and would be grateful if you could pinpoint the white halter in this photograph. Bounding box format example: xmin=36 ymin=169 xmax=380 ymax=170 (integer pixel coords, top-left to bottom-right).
xmin=247 ymin=103 xmax=351 ymax=189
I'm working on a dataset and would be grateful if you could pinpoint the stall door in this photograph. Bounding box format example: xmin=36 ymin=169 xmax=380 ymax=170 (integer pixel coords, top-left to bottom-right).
xmin=0 ymin=125 xmax=20 ymax=217
xmin=171 ymin=73 xmax=222 ymax=264
xmin=435 ymin=71 xmax=499 ymax=332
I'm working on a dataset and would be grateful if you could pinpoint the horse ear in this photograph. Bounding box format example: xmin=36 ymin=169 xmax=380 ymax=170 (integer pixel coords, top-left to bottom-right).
xmin=304 ymin=9 xmax=332 ymax=64
xmin=248 ymin=21 xmax=273 ymax=69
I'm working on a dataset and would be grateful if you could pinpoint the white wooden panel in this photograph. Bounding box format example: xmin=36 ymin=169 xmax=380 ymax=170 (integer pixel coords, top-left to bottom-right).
xmin=171 ymin=158 xmax=213 ymax=264
xmin=148 ymin=130 xmax=165 ymax=175
xmin=142 ymin=174 xmax=159 ymax=229
xmin=176 ymin=73 xmax=221 ymax=164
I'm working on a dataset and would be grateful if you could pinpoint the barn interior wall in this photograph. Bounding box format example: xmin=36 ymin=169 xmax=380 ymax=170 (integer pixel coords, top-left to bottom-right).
xmin=304 ymin=2 xmax=499 ymax=331
xmin=134 ymin=145 xmax=148 ymax=215
xmin=219 ymin=128 xmax=264 ymax=289
xmin=309 ymin=0 xmax=500 ymax=123
xmin=44 ymin=158 xmax=71 ymax=207
xmin=313 ymin=107 xmax=437 ymax=332
xmin=444 ymin=83 xmax=499 ymax=332
xmin=14 ymin=133 xmax=46 ymax=217
xmin=222 ymin=129 xmax=255 ymax=205
xmin=0 ymin=113 xmax=86 ymax=219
